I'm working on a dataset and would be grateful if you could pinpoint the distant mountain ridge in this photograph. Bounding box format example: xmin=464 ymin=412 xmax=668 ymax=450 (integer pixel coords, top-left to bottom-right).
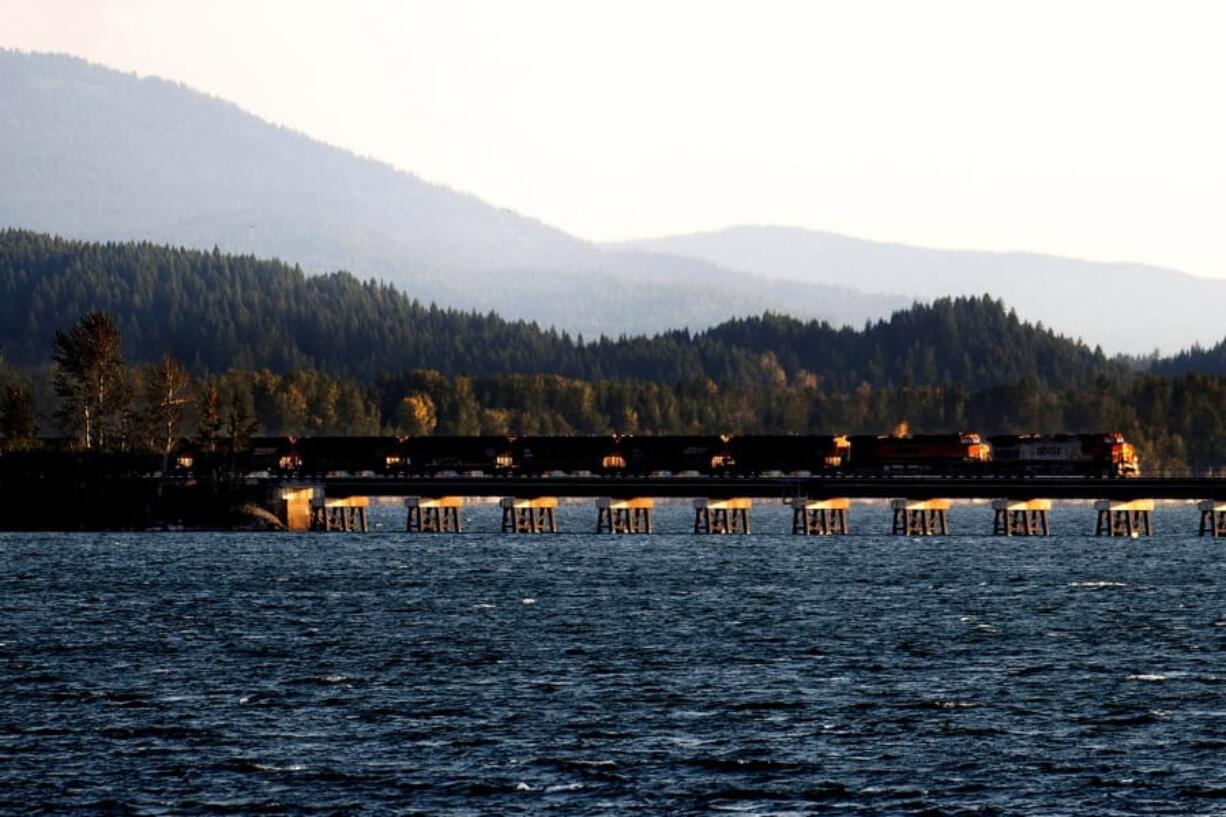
xmin=4 ymin=50 xmax=1222 ymax=354
xmin=0 ymin=50 xmax=907 ymax=337
xmin=612 ymin=226 xmax=1226 ymax=355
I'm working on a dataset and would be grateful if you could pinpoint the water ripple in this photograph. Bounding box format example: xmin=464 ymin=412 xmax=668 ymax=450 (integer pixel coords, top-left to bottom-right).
xmin=0 ymin=504 xmax=1222 ymax=815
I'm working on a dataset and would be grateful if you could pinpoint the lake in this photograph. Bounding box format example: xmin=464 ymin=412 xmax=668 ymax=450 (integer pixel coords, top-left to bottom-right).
xmin=3 ymin=503 xmax=1225 ymax=815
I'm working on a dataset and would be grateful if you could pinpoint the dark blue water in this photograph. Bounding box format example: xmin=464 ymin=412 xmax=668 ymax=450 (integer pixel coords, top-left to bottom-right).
xmin=4 ymin=503 xmax=1226 ymax=815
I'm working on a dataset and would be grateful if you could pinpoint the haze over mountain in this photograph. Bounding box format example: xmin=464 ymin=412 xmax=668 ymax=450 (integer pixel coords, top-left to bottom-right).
xmin=0 ymin=50 xmax=906 ymax=338
xmin=613 ymin=226 xmax=1226 ymax=355
xmin=4 ymin=50 xmax=1221 ymax=355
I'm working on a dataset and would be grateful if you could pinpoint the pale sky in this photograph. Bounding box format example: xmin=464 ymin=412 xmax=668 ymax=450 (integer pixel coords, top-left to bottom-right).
xmin=3 ymin=0 xmax=1225 ymax=277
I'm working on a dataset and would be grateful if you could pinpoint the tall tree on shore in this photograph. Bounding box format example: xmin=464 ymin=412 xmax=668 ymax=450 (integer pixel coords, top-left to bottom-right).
xmin=196 ymin=379 xmax=224 ymax=453
xmin=0 ymin=384 xmax=39 ymax=451
xmin=144 ymin=354 xmax=192 ymax=461
xmin=52 ymin=312 xmax=130 ymax=449
xmin=225 ymin=391 xmax=259 ymax=453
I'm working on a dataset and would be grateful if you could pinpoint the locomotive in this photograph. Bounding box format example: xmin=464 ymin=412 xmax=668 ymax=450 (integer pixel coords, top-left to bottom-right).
xmin=987 ymin=433 xmax=1140 ymax=478
xmin=171 ymin=431 xmax=1140 ymax=478
xmin=847 ymin=433 xmax=990 ymax=470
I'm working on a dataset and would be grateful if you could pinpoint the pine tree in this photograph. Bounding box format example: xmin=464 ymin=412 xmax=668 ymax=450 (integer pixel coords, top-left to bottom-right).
xmin=226 ymin=392 xmax=259 ymax=453
xmin=196 ymin=379 xmax=224 ymax=453
xmin=0 ymin=384 xmax=39 ymax=451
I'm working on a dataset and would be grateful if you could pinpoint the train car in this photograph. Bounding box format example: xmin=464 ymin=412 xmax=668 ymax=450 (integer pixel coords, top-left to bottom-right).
xmin=295 ymin=436 xmax=409 ymax=475
xmin=402 ymin=435 xmax=513 ymax=475
xmin=727 ymin=434 xmax=850 ymax=475
xmin=619 ymin=435 xmax=734 ymax=476
xmin=511 ymin=436 xmax=624 ymax=476
xmin=848 ymin=433 xmax=990 ymax=472
xmin=988 ymin=433 xmax=1140 ymax=477
xmin=241 ymin=437 xmax=304 ymax=474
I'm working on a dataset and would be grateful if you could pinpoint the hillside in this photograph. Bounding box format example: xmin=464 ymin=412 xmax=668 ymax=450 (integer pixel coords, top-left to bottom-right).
xmin=0 ymin=50 xmax=906 ymax=336
xmin=613 ymin=225 xmax=1226 ymax=355
xmin=0 ymin=230 xmax=1118 ymax=392
xmin=1150 ymin=341 xmax=1226 ymax=378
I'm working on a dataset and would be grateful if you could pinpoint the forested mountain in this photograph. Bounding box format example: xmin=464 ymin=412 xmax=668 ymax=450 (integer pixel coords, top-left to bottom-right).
xmin=703 ymin=301 xmax=1114 ymax=391
xmin=0 ymin=50 xmax=906 ymax=336
xmin=0 ymin=230 xmax=1119 ymax=392
xmin=613 ymin=225 xmax=1226 ymax=355
xmin=4 ymin=232 xmax=1226 ymax=469
xmin=1151 ymin=341 xmax=1226 ymax=379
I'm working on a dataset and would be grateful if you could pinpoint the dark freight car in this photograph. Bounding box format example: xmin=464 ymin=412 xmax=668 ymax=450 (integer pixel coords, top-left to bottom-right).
xmin=619 ymin=435 xmax=733 ymax=476
xmin=241 ymin=437 xmax=304 ymax=474
xmin=511 ymin=436 xmax=624 ymax=475
xmin=727 ymin=435 xmax=850 ymax=474
xmin=295 ymin=436 xmax=409 ymax=475
xmin=403 ymin=436 xmax=513 ymax=475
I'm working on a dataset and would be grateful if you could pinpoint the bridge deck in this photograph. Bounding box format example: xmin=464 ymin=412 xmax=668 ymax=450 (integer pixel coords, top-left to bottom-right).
xmin=317 ymin=475 xmax=1226 ymax=501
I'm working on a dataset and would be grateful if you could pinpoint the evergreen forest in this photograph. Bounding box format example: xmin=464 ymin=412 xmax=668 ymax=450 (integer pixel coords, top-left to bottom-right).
xmin=2 ymin=230 xmax=1226 ymax=472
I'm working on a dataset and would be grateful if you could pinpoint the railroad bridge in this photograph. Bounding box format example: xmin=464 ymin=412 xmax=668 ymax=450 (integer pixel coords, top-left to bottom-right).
xmin=274 ymin=475 xmax=1226 ymax=538
xmin=3 ymin=435 xmax=1223 ymax=534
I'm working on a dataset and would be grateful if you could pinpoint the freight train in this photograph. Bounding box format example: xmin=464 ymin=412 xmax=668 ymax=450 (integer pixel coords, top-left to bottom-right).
xmin=175 ymin=432 xmax=1140 ymax=478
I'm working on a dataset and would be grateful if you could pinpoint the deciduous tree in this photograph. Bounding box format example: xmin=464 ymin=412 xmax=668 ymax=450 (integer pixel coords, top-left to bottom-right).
xmin=144 ymin=354 xmax=192 ymax=459
xmin=52 ymin=312 xmax=129 ymax=449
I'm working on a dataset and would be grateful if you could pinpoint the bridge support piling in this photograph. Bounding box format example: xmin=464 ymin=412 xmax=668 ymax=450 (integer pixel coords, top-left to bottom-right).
xmin=311 ymin=496 xmax=369 ymax=532
xmin=991 ymin=499 xmax=1051 ymax=536
xmin=406 ymin=496 xmax=463 ymax=533
xmin=693 ymin=498 xmax=751 ymax=534
xmin=1094 ymin=499 xmax=1153 ymax=537
xmin=787 ymin=498 xmax=849 ymax=535
xmin=278 ymin=485 xmax=319 ymax=532
xmin=500 ymin=497 xmax=558 ymax=533
xmin=596 ymin=498 xmax=653 ymax=534
xmin=891 ymin=499 xmax=950 ymax=536
xmin=1198 ymin=501 xmax=1226 ymax=537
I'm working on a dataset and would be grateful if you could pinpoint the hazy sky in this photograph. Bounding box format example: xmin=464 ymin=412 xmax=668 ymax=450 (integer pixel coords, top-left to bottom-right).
xmin=3 ymin=1 xmax=1225 ymax=277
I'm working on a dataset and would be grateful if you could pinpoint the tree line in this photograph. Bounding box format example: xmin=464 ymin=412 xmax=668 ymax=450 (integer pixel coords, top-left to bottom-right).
xmin=4 ymin=311 xmax=1226 ymax=472
xmin=4 ymin=232 xmax=1226 ymax=472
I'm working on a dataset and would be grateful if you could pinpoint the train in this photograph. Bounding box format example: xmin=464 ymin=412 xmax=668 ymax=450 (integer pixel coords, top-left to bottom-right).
xmin=173 ymin=431 xmax=1141 ymax=478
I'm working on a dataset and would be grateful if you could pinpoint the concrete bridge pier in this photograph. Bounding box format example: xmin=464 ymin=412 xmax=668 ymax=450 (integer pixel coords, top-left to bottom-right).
xmin=501 ymin=497 xmax=558 ymax=533
xmin=992 ymin=499 xmax=1051 ymax=536
xmin=1095 ymin=499 xmax=1153 ymax=537
xmin=596 ymin=497 xmax=653 ymax=534
xmin=693 ymin=498 xmax=751 ymax=534
xmin=278 ymin=485 xmax=319 ymax=532
xmin=788 ymin=498 xmax=850 ymax=535
xmin=406 ymin=496 xmax=463 ymax=532
xmin=892 ymin=499 xmax=950 ymax=535
xmin=1199 ymin=501 xmax=1226 ymax=538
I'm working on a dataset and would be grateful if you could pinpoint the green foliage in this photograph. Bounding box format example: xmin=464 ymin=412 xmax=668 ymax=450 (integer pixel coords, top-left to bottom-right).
xmin=8 ymin=233 xmax=1226 ymax=472
xmin=0 ymin=230 xmax=1118 ymax=391
xmin=15 ymin=331 xmax=1226 ymax=471
xmin=0 ymin=384 xmax=39 ymax=451
xmin=1151 ymin=340 xmax=1226 ymax=379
